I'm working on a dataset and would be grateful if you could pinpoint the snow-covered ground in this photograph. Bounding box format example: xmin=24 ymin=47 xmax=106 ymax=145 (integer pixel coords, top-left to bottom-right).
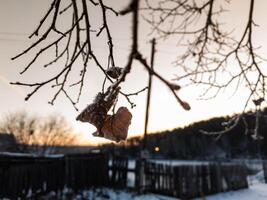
xmin=41 ymin=169 xmax=266 ymax=200
xmin=63 ymin=188 xmax=177 ymax=200
xmin=41 ymin=183 xmax=267 ymax=200
xmin=195 ymin=183 xmax=267 ymax=200
xmin=248 ymin=171 xmax=265 ymax=185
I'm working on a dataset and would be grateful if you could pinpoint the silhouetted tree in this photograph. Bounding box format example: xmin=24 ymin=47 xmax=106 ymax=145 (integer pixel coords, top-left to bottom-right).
xmin=0 ymin=111 xmax=78 ymax=155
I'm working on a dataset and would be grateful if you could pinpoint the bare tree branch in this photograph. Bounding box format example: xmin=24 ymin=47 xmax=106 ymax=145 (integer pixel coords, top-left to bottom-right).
xmin=11 ymin=0 xmax=266 ymax=140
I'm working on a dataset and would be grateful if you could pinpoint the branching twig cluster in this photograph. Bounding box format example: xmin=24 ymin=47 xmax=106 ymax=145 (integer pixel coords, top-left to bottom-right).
xmin=144 ymin=0 xmax=267 ymax=138
xmin=13 ymin=0 xmax=266 ymax=140
xmin=12 ymin=0 xmax=190 ymax=112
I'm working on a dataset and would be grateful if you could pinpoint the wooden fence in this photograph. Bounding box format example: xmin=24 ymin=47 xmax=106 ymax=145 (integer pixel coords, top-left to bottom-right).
xmin=0 ymin=153 xmax=108 ymax=199
xmin=108 ymin=156 xmax=129 ymax=188
xmin=0 ymin=154 xmax=262 ymax=199
xmin=109 ymin=157 xmax=249 ymax=199
xmin=65 ymin=154 xmax=108 ymax=191
xmin=141 ymin=161 xmax=248 ymax=199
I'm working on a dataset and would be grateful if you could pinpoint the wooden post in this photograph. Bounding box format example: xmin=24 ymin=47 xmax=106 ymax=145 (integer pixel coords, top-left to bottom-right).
xmin=137 ymin=39 xmax=156 ymax=195
xmin=263 ymin=160 xmax=267 ymax=183
xmin=143 ymin=38 xmax=156 ymax=151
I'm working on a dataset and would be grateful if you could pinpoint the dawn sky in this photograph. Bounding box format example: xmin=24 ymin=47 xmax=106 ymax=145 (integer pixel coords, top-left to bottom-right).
xmin=0 ymin=0 xmax=267 ymax=145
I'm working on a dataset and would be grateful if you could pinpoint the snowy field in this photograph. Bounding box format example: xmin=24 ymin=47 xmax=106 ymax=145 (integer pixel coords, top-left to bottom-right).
xmin=40 ymin=183 xmax=267 ymax=200
xmin=195 ymin=183 xmax=267 ymax=200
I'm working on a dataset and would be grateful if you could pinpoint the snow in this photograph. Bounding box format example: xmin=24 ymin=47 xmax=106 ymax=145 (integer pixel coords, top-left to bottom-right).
xmin=0 ymin=151 xmax=64 ymax=158
xmin=148 ymin=159 xmax=210 ymax=166
xmin=40 ymin=183 xmax=267 ymax=200
xmin=43 ymin=188 xmax=177 ymax=200
xmin=195 ymin=183 xmax=267 ymax=200
xmin=78 ymin=188 xmax=177 ymax=200
xmin=64 ymin=169 xmax=267 ymax=200
xmin=148 ymin=158 xmax=265 ymax=167
xmin=75 ymin=183 xmax=267 ymax=200
xmin=127 ymin=172 xmax=135 ymax=187
xmin=248 ymin=171 xmax=265 ymax=185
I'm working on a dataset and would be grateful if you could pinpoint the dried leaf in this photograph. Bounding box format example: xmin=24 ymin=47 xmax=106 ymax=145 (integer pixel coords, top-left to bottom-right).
xmin=76 ymin=87 xmax=120 ymax=130
xmin=93 ymin=107 xmax=132 ymax=142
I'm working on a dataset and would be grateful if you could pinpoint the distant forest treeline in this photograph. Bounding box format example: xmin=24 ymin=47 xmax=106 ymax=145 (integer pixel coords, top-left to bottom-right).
xmin=102 ymin=109 xmax=267 ymax=159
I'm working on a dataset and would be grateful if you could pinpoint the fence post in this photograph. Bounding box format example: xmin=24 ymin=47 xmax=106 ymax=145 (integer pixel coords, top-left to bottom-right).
xmin=135 ymin=158 xmax=146 ymax=194
xmin=263 ymin=160 xmax=267 ymax=183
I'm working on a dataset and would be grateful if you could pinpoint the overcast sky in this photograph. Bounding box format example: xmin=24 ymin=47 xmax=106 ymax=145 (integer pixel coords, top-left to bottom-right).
xmin=0 ymin=0 xmax=267 ymax=145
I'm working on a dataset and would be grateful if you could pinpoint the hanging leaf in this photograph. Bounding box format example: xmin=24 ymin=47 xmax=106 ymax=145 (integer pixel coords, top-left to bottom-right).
xmin=93 ymin=107 xmax=132 ymax=142
xmin=76 ymin=86 xmax=120 ymax=132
